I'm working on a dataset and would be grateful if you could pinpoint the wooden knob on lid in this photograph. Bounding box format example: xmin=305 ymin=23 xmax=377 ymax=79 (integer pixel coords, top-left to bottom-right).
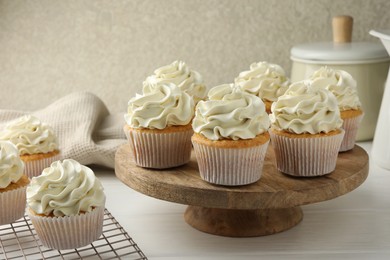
xmin=332 ymin=15 xmax=353 ymax=43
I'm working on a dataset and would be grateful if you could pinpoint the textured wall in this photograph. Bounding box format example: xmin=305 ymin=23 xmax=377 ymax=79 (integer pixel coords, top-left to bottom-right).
xmin=0 ymin=0 xmax=389 ymax=113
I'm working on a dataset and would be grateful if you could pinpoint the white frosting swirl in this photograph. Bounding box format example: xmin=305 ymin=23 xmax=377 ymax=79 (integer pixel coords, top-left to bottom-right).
xmin=0 ymin=115 xmax=58 ymax=155
xmin=0 ymin=141 xmax=24 ymax=189
xmin=26 ymin=159 xmax=105 ymax=217
xmin=235 ymin=61 xmax=290 ymax=102
xmin=192 ymin=83 xmax=270 ymax=140
xmin=310 ymin=67 xmax=361 ymax=110
xmin=125 ymin=82 xmax=195 ymax=129
xmin=143 ymin=60 xmax=206 ymax=103
xmin=270 ymin=80 xmax=343 ymax=134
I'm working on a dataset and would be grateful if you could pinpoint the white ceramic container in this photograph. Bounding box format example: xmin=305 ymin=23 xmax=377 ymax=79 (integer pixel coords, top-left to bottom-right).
xmin=290 ymin=17 xmax=389 ymax=141
xmin=370 ymin=29 xmax=390 ymax=170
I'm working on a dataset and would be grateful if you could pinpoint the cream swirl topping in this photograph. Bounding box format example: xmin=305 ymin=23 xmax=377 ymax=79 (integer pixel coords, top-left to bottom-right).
xmin=143 ymin=60 xmax=206 ymax=103
xmin=125 ymin=82 xmax=195 ymax=129
xmin=26 ymin=159 xmax=105 ymax=217
xmin=0 ymin=141 xmax=24 ymax=189
xmin=0 ymin=115 xmax=58 ymax=155
xmin=270 ymin=80 xmax=343 ymax=134
xmin=235 ymin=61 xmax=290 ymax=102
xmin=310 ymin=67 xmax=361 ymax=111
xmin=192 ymin=83 xmax=270 ymax=140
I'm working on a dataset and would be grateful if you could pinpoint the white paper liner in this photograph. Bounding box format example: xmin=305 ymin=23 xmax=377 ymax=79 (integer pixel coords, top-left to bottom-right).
xmin=340 ymin=113 xmax=364 ymax=152
xmin=0 ymin=185 xmax=27 ymax=225
xmin=270 ymin=130 xmax=344 ymax=177
xmin=28 ymin=206 xmax=105 ymax=250
xmin=124 ymin=126 xmax=193 ymax=169
xmin=192 ymin=140 xmax=269 ymax=186
xmin=23 ymin=152 xmax=62 ymax=178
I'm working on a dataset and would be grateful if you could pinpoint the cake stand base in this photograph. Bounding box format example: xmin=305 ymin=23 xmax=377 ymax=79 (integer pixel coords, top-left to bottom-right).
xmin=115 ymin=144 xmax=369 ymax=237
xmin=184 ymin=206 xmax=303 ymax=237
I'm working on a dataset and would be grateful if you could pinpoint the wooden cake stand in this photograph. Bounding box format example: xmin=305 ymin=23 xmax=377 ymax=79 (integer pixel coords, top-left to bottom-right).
xmin=115 ymin=144 xmax=369 ymax=237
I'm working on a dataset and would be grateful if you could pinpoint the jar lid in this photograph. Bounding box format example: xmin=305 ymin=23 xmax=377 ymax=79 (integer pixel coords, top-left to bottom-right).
xmin=291 ymin=42 xmax=389 ymax=64
xmin=291 ymin=16 xmax=389 ymax=64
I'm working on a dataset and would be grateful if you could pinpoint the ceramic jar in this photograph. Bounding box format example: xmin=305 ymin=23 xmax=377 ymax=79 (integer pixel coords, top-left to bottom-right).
xmin=290 ymin=17 xmax=389 ymax=141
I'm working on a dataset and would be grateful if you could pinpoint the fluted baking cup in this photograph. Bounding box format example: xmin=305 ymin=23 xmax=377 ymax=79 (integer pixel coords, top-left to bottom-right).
xmin=340 ymin=113 xmax=364 ymax=152
xmin=192 ymin=140 xmax=269 ymax=186
xmin=23 ymin=153 xmax=61 ymax=178
xmin=270 ymin=130 xmax=344 ymax=177
xmin=124 ymin=127 xmax=193 ymax=169
xmin=0 ymin=186 xmax=27 ymax=225
xmin=28 ymin=206 xmax=105 ymax=250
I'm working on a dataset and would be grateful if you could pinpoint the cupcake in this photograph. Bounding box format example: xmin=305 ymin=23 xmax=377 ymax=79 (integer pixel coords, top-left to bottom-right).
xmin=26 ymin=159 xmax=106 ymax=250
xmin=269 ymin=80 xmax=344 ymax=177
xmin=143 ymin=60 xmax=207 ymax=104
xmin=0 ymin=141 xmax=30 ymax=225
xmin=124 ymin=82 xmax=195 ymax=169
xmin=192 ymin=83 xmax=270 ymax=186
xmin=0 ymin=115 xmax=61 ymax=178
xmin=235 ymin=61 xmax=290 ymax=113
xmin=310 ymin=67 xmax=363 ymax=152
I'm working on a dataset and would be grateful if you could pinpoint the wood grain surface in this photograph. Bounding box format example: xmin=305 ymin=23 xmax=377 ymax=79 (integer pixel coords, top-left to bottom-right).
xmin=115 ymin=144 xmax=369 ymax=210
xmin=184 ymin=206 xmax=303 ymax=237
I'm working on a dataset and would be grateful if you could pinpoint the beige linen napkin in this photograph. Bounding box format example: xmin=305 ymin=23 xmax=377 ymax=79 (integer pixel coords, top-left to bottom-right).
xmin=0 ymin=92 xmax=126 ymax=169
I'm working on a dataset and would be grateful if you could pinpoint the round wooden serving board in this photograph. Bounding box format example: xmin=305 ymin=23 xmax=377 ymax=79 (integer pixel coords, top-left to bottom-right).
xmin=115 ymin=144 xmax=369 ymax=237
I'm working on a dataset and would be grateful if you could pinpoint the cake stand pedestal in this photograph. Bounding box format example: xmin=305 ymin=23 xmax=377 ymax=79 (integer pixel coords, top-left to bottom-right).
xmin=115 ymin=144 xmax=368 ymax=237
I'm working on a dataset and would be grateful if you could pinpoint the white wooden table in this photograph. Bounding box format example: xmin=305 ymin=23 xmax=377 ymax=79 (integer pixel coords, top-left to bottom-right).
xmin=96 ymin=142 xmax=390 ymax=259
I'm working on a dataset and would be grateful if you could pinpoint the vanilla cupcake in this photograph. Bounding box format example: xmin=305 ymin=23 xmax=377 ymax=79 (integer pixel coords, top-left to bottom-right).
xmin=310 ymin=67 xmax=363 ymax=152
xmin=124 ymin=82 xmax=195 ymax=169
xmin=27 ymin=159 xmax=106 ymax=250
xmin=192 ymin=83 xmax=270 ymax=186
xmin=0 ymin=141 xmax=30 ymax=225
xmin=235 ymin=61 xmax=290 ymax=113
xmin=143 ymin=60 xmax=207 ymax=104
xmin=0 ymin=115 xmax=60 ymax=177
xmin=269 ymin=80 xmax=344 ymax=177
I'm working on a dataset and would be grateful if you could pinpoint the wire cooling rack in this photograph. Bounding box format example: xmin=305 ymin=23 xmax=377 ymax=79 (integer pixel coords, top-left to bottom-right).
xmin=0 ymin=209 xmax=147 ymax=259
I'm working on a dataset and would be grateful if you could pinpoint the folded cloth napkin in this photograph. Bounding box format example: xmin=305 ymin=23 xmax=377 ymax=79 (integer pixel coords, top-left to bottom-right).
xmin=0 ymin=92 xmax=126 ymax=169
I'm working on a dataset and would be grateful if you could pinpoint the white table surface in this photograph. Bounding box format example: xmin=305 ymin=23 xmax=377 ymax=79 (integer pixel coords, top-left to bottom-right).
xmin=96 ymin=142 xmax=390 ymax=260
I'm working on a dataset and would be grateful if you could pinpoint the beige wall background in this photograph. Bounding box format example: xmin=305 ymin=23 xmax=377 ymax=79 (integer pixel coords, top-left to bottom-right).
xmin=0 ymin=0 xmax=389 ymax=114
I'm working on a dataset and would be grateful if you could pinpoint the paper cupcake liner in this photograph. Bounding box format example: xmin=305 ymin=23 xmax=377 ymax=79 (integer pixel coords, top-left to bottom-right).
xmin=28 ymin=206 xmax=105 ymax=250
xmin=340 ymin=113 xmax=364 ymax=152
xmin=124 ymin=127 xmax=193 ymax=169
xmin=192 ymin=140 xmax=269 ymax=186
xmin=24 ymin=153 xmax=62 ymax=178
xmin=0 ymin=186 xmax=27 ymax=225
xmin=270 ymin=130 xmax=344 ymax=177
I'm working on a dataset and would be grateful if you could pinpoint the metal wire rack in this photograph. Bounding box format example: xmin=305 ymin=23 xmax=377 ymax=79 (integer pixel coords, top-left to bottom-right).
xmin=0 ymin=209 xmax=147 ymax=259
